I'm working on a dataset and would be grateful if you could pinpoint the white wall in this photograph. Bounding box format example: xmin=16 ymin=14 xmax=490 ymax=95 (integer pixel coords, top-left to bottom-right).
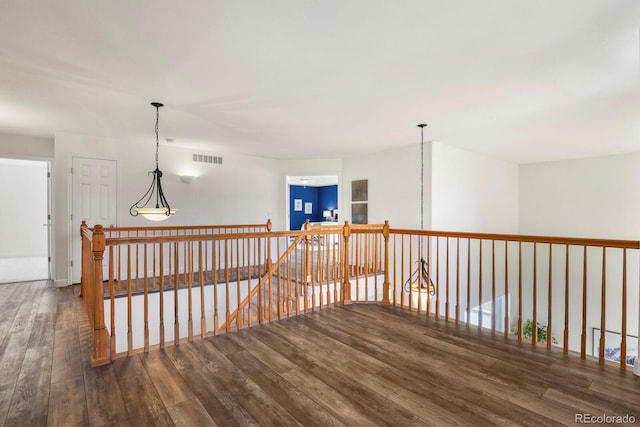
xmin=520 ymin=153 xmax=640 ymax=239
xmin=519 ymin=153 xmax=640 ymax=360
xmin=432 ymin=141 xmax=519 ymax=233
xmin=0 ymin=133 xmax=54 ymax=158
xmin=121 ymin=145 xmax=282 ymax=228
xmin=342 ymin=143 xmax=429 ymax=229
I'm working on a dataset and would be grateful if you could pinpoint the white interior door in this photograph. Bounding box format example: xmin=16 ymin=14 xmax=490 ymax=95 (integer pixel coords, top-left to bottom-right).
xmin=71 ymin=157 xmax=117 ymax=284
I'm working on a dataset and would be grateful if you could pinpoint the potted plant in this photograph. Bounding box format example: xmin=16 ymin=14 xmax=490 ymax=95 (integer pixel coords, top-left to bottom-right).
xmin=512 ymin=319 xmax=558 ymax=344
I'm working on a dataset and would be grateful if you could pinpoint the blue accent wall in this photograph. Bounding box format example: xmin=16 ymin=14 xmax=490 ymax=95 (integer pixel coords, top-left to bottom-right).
xmin=318 ymin=185 xmax=338 ymax=213
xmin=289 ymin=184 xmax=338 ymax=230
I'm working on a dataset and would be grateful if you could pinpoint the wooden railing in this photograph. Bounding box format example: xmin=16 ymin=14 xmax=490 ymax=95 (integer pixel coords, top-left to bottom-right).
xmin=387 ymin=229 xmax=640 ymax=371
xmin=81 ymin=219 xmax=385 ymax=366
xmin=81 ymin=220 xmax=639 ymax=372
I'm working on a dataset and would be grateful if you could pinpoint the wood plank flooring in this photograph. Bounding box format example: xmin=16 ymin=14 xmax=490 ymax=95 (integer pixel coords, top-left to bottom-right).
xmin=1 ymin=280 xmax=639 ymax=426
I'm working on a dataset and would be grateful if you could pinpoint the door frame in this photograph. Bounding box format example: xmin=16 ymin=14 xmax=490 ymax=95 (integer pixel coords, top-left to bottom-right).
xmin=284 ymin=175 xmax=340 ymax=231
xmin=0 ymin=155 xmax=53 ymax=282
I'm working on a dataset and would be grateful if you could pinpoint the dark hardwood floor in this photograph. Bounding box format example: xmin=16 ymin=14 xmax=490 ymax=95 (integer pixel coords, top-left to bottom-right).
xmin=1 ymin=280 xmax=639 ymax=426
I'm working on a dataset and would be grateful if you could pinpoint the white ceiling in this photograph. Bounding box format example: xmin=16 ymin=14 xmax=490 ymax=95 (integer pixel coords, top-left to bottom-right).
xmin=1 ymin=1 xmax=639 ymax=163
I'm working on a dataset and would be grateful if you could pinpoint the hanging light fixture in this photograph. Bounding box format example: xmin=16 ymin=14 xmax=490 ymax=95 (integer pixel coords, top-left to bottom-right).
xmin=404 ymin=123 xmax=435 ymax=296
xmin=129 ymin=102 xmax=176 ymax=221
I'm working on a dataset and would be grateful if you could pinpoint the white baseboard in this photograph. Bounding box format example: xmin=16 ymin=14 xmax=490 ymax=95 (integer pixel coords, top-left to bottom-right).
xmin=54 ymin=278 xmax=69 ymax=287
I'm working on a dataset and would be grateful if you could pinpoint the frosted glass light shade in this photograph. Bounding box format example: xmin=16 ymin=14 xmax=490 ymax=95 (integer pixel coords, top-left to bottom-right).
xmin=135 ymin=207 xmax=177 ymax=221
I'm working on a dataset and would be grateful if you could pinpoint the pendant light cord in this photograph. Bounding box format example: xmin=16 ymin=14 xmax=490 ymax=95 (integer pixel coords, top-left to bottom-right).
xmin=155 ymin=105 xmax=160 ymax=170
xmin=420 ymin=125 xmax=424 ymax=232
xmin=418 ymin=124 xmax=427 ymax=232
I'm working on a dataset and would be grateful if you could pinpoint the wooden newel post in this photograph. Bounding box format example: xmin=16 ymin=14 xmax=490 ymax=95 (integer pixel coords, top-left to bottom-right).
xmin=382 ymin=220 xmax=391 ymax=304
xmin=342 ymin=221 xmax=352 ymax=304
xmin=91 ymin=225 xmax=110 ymax=367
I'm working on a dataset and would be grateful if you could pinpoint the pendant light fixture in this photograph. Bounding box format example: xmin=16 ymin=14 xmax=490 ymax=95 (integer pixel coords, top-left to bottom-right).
xmin=404 ymin=123 xmax=435 ymax=296
xmin=129 ymin=102 xmax=176 ymax=221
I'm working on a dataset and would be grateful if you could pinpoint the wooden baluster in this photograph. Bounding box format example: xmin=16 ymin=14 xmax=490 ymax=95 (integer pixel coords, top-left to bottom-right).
xmin=258 ymin=237 xmax=264 ymax=324
xmin=144 ymin=244 xmax=149 ymax=352
xmin=90 ymin=225 xmax=110 ymax=367
xmin=518 ymin=242 xmax=522 ymax=343
xmin=400 ymin=235 xmax=405 ymax=309
xmin=427 ymin=235 xmax=432 ymax=316
xmin=174 ymin=242 xmax=180 ymax=345
xmin=446 ymin=237 xmax=450 ymax=322
xmin=563 ymin=244 xmax=569 ymax=354
xmin=491 ymin=240 xmax=495 ymax=332
xmin=277 ymin=238 xmax=283 ymax=318
xmin=436 ymin=237 xmax=440 ymax=318
xmin=135 ymin=240 xmax=139 ymax=291
xmin=547 ymin=244 xmax=553 ymax=350
xmin=199 ymin=241 xmax=205 ymax=338
xmin=304 ymin=221 xmax=310 ymax=313
xmin=332 ymin=234 xmax=338 ymax=306
xmin=187 ymin=241 xmax=193 ymax=341
xmin=409 ymin=235 xmax=414 ymax=312
xmin=117 ymin=245 xmax=122 ymax=292
xmin=247 ymin=238 xmax=253 ymax=327
xmin=127 ymin=245 xmax=133 ymax=356
xmin=212 ymin=239 xmax=219 ymax=334
xmin=504 ymin=240 xmax=509 ymax=340
xmin=456 ymin=237 xmax=460 ymax=323
xmin=598 ymin=248 xmax=606 ymax=364
xmin=267 ymin=234 xmax=273 ymax=322
xmin=225 ymin=240 xmax=230 ymax=332
xmin=236 ymin=239 xmax=242 ymax=329
xmin=580 ymin=246 xmax=587 ymax=359
xmin=478 ymin=240 xmax=483 ymax=328
xmin=466 ymin=239 xmax=471 ymax=324
xmin=532 ymin=243 xmax=537 ymax=346
xmin=152 ymin=237 xmax=157 ymax=289
xmin=342 ymin=221 xmax=352 ymax=303
xmin=621 ymin=248 xmax=627 ymax=370
xmin=367 ymin=233 xmax=378 ymax=302
xmin=159 ymin=243 xmax=165 ymax=349
xmin=266 ymin=222 xmax=272 ymax=322
xmin=354 ymin=233 xmax=360 ymax=302
xmin=382 ymin=221 xmax=390 ymax=304
xmin=80 ymin=221 xmax=87 ymax=298
xmin=364 ymin=233 xmax=369 ymax=302
xmin=294 ymin=238 xmax=300 ymax=315
xmin=109 ymin=246 xmax=116 ymax=359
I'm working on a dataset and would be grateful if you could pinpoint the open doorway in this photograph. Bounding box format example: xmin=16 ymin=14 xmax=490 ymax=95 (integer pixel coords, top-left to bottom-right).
xmin=285 ymin=175 xmax=339 ymax=231
xmin=0 ymin=158 xmax=51 ymax=283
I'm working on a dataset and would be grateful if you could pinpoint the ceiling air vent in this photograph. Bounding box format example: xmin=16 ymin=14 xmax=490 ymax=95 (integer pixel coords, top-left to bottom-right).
xmin=193 ymin=154 xmax=223 ymax=165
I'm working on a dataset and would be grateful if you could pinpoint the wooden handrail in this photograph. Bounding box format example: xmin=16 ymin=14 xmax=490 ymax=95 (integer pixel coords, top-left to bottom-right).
xmin=390 ymin=228 xmax=640 ymax=249
xmin=98 ymin=221 xmax=270 ymax=233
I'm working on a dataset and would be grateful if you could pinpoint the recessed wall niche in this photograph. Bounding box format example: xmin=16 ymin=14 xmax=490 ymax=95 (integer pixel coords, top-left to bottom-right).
xmin=351 ymin=179 xmax=368 ymax=224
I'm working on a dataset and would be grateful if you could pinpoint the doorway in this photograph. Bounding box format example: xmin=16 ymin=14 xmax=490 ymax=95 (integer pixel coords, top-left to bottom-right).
xmin=285 ymin=175 xmax=339 ymax=231
xmin=0 ymin=158 xmax=51 ymax=283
